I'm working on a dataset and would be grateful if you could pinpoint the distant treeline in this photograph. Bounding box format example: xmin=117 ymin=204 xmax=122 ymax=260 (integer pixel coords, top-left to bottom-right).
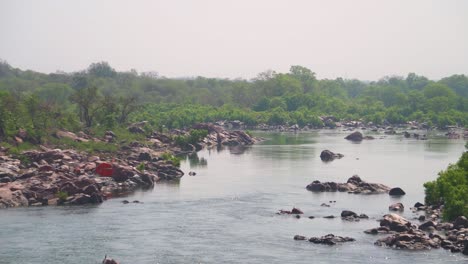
xmin=0 ymin=60 xmax=467 ymax=142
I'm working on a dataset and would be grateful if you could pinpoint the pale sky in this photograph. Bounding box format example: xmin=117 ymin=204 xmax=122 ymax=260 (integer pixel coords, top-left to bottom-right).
xmin=1 ymin=0 xmax=467 ymax=80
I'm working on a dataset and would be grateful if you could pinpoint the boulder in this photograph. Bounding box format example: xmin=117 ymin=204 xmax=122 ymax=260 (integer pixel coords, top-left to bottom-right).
xmin=389 ymin=187 xmax=406 ymax=196
xmin=102 ymin=257 xmax=119 ymax=264
xmin=389 ymin=202 xmax=404 ymax=212
xmin=453 ymin=216 xmax=468 ymax=229
xmin=379 ymin=213 xmax=412 ymax=233
xmin=320 ymin=150 xmax=344 ymax=162
xmin=419 ymin=221 xmax=436 ymax=231
xmin=112 ymin=165 xmax=135 ymax=182
xmin=68 ymin=193 xmax=92 ymax=205
xmin=291 ymin=207 xmax=304 ymax=214
xmin=345 ymin=131 xmax=363 ymax=142
xmin=341 ymin=210 xmax=358 ymax=218
xmin=294 ymin=235 xmax=307 ymax=240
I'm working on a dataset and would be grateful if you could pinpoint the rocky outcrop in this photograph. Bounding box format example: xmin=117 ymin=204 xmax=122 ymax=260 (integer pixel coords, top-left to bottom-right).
xmin=306 ymin=175 xmax=391 ymax=194
xmin=0 ymin=146 xmax=171 ymax=208
xmin=320 ymin=150 xmax=344 ymax=162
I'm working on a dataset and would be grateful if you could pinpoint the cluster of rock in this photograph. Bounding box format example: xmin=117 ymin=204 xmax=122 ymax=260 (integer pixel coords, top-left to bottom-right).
xmin=365 ymin=212 xmax=468 ymax=254
xmin=294 ymin=234 xmax=355 ymax=245
xmin=193 ymin=123 xmax=259 ymax=147
xmin=0 ymin=145 xmax=179 ymax=208
xmin=306 ymin=175 xmax=391 ymax=194
xmin=340 ymin=210 xmax=369 ymax=221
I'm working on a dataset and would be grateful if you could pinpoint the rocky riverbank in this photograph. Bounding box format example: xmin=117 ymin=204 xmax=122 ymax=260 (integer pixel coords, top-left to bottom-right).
xmin=0 ymin=123 xmax=260 ymax=209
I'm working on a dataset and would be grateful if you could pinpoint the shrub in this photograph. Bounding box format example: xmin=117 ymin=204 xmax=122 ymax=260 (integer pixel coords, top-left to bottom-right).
xmin=161 ymin=152 xmax=181 ymax=167
xmin=424 ymin=152 xmax=468 ymax=220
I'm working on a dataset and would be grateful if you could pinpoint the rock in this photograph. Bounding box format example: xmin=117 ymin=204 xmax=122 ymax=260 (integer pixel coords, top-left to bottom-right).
xmin=463 ymin=239 xmax=468 ymax=255
xmin=188 ymin=171 xmax=196 ymax=176
xmin=389 ymin=202 xmax=404 ymax=211
xmin=375 ymin=232 xmax=440 ymax=250
xmin=306 ymin=175 xmax=390 ymax=194
xmin=295 ymin=215 xmax=301 ymax=219
xmin=419 ymin=221 xmax=436 ymax=231
xmin=308 ymin=216 xmax=315 ymax=219
xmin=122 ymin=200 xmax=129 ymax=204
xmin=59 ymin=182 xmax=80 ymax=196
xmin=389 ymin=187 xmax=406 ymax=196
xmin=323 ymin=215 xmax=335 ymax=219
xmin=112 ymin=165 xmax=135 ymax=182
xmin=291 ymin=207 xmax=303 ymax=214
xmin=128 ymin=126 xmax=145 ymax=134
xmin=320 ymin=203 xmax=330 ymax=207
xmin=320 ymin=150 xmax=344 ymax=162
xmin=341 ymin=210 xmax=358 ymax=218
xmin=414 ymin=202 xmax=425 ymax=209
xmin=294 ymin=235 xmax=307 ymax=240
xmin=68 ymin=193 xmax=92 ymax=205
xmin=345 ymin=131 xmax=363 ymax=142
xmin=403 ymin=131 xmax=411 ymax=138
xmin=453 ymin=216 xmax=468 ymax=229
xmin=379 ymin=214 xmax=412 ymax=233
xmin=308 ymin=234 xmax=355 ymax=245
xmin=418 ymin=215 xmax=426 ymax=222
xmin=102 ymin=257 xmax=119 ymax=264
xmin=138 ymin=152 xmax=152 ymax=161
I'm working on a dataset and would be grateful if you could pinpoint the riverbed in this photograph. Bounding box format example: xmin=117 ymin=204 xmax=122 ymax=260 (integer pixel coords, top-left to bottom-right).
xmin=0 ymin=130 xmax=466 ymax=264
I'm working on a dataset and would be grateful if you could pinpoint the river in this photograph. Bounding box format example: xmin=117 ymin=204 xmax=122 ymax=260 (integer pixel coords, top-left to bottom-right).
xmin=0 ymin=130 xmax=467 ymax=264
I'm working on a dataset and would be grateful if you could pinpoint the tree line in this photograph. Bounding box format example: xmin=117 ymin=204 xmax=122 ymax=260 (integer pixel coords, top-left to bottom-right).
xmin=0 ymin=60 xmax=467 ymax=142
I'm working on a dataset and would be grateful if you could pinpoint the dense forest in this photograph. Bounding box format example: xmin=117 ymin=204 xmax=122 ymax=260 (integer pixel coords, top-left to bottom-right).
xmin=0 ymin=60 xmax=467 ymax=143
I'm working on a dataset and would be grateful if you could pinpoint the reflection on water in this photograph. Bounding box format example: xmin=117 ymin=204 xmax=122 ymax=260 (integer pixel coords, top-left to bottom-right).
xmin=186 ymin=152 xmax=208 ymax=168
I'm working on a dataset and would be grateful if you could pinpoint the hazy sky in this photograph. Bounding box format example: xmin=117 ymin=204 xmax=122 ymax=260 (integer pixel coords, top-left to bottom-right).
xmin=1 ymin=0 xmax=467 ymax=80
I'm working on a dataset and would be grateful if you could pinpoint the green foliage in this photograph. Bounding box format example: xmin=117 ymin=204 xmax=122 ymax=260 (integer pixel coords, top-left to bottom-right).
xmin=56 ymin=191 xmax=68 ymax=201
xmin=175 ymin=129 xmax=209 ymax=146
xmin=48 ymin=137 xmax=118 ymax=154
xmin=136 ymin=162 xmax=145 ymax=172
xmin=0 ymin=60 xmax=467 ymax=137
xmin=424 ymin=152 xmax=468 ymax=220
xmin=161 ymin=152 xmax=181 ymax=167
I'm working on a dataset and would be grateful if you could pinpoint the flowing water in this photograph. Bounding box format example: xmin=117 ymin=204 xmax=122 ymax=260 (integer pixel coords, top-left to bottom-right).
xmin=1 ymin=130 xmax=467 ymax=264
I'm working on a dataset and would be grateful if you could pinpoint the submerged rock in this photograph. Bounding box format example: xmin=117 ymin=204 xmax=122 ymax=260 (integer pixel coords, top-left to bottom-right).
xmin=320 ymin=150 xmax=344 ymax=162
xmin=345 ymin=131 xmax=363 ymax=142
xmin=389 ymin=187 xmax=406 ymax=196
xmin=389 ymin=202 xmax=404 ymax=212
xmin=308 ymin=234 xmax=355 ymax=245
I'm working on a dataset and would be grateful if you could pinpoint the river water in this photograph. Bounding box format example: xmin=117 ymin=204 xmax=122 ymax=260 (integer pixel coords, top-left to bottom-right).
xmin=0 ymin=130 xmax=467 ymax=264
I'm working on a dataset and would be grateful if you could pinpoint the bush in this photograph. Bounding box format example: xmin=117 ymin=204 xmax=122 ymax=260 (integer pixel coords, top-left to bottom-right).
xmin=56 ymin=191 xmax=68 ymax=201
xmin=174 ymin=129 xmax=208 ymax=146
xmin=424 ymin=152 xmax=468 ymax=220
xmin=161 ymin=152 xmax=181 ymax=167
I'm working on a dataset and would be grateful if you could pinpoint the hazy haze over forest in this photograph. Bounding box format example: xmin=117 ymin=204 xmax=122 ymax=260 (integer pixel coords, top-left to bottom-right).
xmin=1 ymin=0 xmax=467 ymax=80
